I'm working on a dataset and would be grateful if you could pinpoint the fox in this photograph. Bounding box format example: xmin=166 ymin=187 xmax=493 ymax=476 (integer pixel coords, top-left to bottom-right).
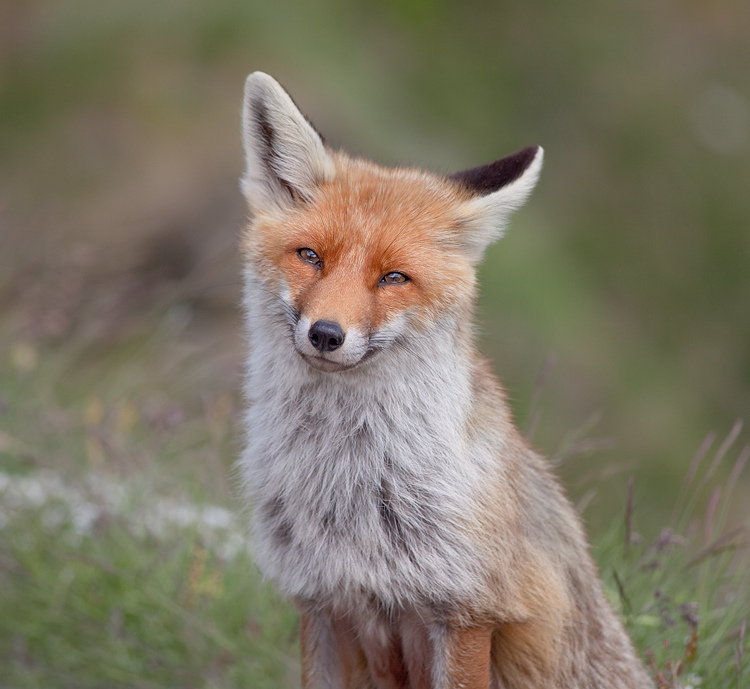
xmin=238 ymin=71 xmax=653 ymax=689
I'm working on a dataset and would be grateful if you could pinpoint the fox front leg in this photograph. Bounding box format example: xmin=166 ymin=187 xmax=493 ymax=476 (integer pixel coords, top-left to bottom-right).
xmin=430 ymin=621 xmax=493 ymax=689
xmin=300 ymin=608 xmax=493 ymax=689
xmin=300 ymin=609 xmax=418 ymax=689
xmin=299 ymin=609 xmax=371 ymax=689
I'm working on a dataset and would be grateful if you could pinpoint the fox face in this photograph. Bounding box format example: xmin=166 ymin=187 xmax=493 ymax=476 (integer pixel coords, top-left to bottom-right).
xmin=241 ymin=73 xmax=543 ymax=373
xmin=252 ymin=162 xmax=485 ymax=372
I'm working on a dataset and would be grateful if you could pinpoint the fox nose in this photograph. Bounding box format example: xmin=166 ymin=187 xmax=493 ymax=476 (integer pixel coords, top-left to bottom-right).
xmin=308 ymin=320 xmax=345 ymax=352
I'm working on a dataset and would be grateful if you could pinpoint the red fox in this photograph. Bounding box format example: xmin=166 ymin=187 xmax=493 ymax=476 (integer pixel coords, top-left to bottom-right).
xmin=238 ymin=72 xmax=653 ymax=689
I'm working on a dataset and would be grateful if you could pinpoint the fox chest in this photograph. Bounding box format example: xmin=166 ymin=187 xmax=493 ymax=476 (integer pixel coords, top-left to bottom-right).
xmin=243 ymin=390 xmax=482 ymax=607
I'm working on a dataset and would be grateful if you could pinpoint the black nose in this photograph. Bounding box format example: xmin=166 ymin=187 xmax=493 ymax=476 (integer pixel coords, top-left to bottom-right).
xmin=308 ymin=320 xmax=345 ymax=352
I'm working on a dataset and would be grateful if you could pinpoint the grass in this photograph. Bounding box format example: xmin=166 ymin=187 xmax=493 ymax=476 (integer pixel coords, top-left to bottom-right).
xmin=0 ymin=486 xmax=298 ymax=688
xmin=0 ymin=311 xmax=301 ymax=688
xmin=0 ymin=309 xmax=747 ymax=688
xmin=601 ymin=461 xmax=750 ymax=689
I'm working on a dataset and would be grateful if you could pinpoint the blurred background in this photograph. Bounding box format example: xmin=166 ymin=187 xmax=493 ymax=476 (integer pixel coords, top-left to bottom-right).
xmin=1 ymin=0 xmax=749 ymax=530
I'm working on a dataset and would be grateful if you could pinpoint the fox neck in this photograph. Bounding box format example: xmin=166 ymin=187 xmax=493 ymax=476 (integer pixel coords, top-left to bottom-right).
xmin=242 ymin=272 xmax=476 ymax=424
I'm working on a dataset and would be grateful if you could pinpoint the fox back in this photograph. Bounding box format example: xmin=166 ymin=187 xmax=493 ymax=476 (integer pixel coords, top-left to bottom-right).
xmin=238 ymin=72 xmax=652 ymax=689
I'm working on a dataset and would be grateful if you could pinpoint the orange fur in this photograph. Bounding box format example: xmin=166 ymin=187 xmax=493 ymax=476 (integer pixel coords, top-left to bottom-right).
xmin=243 ymin=156 xmax=476 ymax=332
xmin=446 ymin=624 xmax=493 ymax=688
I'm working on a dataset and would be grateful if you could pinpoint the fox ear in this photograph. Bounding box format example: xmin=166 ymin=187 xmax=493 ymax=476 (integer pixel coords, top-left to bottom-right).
xmin=451 ymin=146 xmax=543 ymax=261
xmin=241 ymin=72 xmax=334 ymax=212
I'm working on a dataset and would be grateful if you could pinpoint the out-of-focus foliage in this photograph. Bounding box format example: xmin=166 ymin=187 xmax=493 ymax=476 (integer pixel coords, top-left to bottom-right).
xmin=1 ymin=0 xmax=749 ymax=523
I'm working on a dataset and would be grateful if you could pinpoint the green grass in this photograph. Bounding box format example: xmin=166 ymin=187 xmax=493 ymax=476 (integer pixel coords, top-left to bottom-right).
xmin=599 ymin=470 xmax=750 ymax=689
xmin=0 ymin=494 xmax=299 ymax=688
xmin=1 ymin=322 xmax=747 ymax=688
xmin=0 ymin=322 xmax=300 ymax=688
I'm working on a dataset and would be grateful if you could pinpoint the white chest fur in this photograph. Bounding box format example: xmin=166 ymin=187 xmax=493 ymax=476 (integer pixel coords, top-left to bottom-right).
xmin=239 ymin=284 xmax=485 ymax=612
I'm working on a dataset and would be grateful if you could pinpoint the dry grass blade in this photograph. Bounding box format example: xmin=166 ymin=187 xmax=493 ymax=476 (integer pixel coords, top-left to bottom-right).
xmin=685 ymin=431 xmax=716 ymax=486
xmin=704 ymin=419 xmax=743 ymax=484
xmin=685 ymin=526 xmax=750 ymax=568
xmin=523 ymin=351 xmax=556 ymax=441
xmin=727 ymin=444 xmax=750 ymax=497
xmin=736 ymin=618 xmax=746 ymax=682
xmin=625 ymin=476 xmax=634 ymax=557
xmin=704 ymin=486 xmax=722 ymax=542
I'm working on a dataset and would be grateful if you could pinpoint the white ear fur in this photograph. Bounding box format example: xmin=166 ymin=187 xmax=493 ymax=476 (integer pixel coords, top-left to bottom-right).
xmin=458 ymin=146 xmax=543 ymax=261
xmin=241 ymin=72 xmax=335 ymax=212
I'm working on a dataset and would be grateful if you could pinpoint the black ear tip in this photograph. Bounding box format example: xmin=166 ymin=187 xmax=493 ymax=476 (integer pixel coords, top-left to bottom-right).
xmin=448 ymin=145 xmax=543 ymax=196
xmin=521 ymin=145 xmax=542 ymax=162
xmin=506 ymin=145 xmax=542 ymax=174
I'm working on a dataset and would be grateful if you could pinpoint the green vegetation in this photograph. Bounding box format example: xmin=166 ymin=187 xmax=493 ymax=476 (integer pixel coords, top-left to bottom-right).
xmin=0 ymin=322 xmax=300 ymax=688
xmin=1 ymin=0 xmax=748 ymax=686
xmin=1 ymin=322 xmax=747 ymax=687
xmin=1 ymin=503 xmax=298 ymax=689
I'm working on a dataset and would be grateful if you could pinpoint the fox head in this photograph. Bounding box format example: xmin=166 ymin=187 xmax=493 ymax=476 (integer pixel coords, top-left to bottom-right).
xmin=240 ymin=72 xmax=542 ymax=373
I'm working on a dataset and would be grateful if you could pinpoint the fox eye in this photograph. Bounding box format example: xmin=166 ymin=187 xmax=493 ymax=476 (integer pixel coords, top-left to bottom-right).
xmin=379 ymin=271 xmax=409 ymax=285
xmin=297 ymin=248 xmax=322 ymax=269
